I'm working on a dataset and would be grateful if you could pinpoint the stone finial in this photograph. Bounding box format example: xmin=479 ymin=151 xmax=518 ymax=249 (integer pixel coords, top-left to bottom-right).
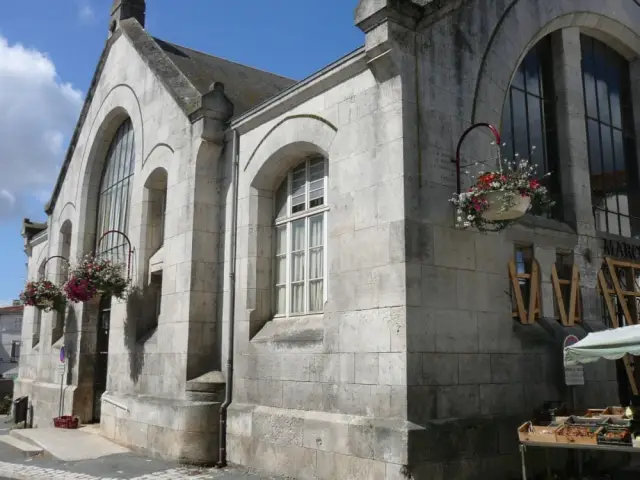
xmin=110 ymin=0 xmax=146 ymax=35
xmin=354 ymin=0 xmax=423 ymax=33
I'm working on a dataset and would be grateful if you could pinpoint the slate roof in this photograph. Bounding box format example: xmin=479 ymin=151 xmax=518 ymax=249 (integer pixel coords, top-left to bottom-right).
xmin=45 ymin=18 xmax=297 ymax=216
xmin=154 ymin=39 xmax=296 ymax=117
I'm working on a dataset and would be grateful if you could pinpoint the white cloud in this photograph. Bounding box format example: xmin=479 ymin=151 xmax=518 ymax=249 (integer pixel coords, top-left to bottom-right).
xmin=77 ymin=0 xmax=95 ymax=23
xmin=0 ymin=36 xmax=83 ymax=220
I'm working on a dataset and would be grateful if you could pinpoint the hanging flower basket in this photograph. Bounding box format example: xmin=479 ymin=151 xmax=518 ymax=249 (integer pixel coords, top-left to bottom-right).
xmin=449 ymin=158 xmax=554 ymax=232
xmin=63 ymin=255 xmax=129 ymax=303
xmin=19 ymin=280 xmax=66 ymax=313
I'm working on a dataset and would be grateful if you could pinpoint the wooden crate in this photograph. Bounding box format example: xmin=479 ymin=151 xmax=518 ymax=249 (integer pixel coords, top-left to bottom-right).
xmin=604 ymin=406 xmax=625 ymax=415
xmin=584 ymin=409 xmax=605 ymax=418
xmin=556 ymin=425 xmax=603 ymax=445
xmin=518 ymin=422 xmax=560 ymax=443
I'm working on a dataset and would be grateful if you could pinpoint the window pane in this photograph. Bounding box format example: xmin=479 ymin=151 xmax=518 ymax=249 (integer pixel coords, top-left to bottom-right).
xmin=587 ymin=120 xmax=602 ymax=175
xmin=276 ymin=225 xmax=287 ymax=255
xmin=275 ymin=180 xmax=288 ymax=219
xmin=613 ymin=130 xmax=626 ymax=192
xmin=291 ymin=284 xmax=304 ymax=314
xmin=610 ymin=79 xmax=623 ymax=129
xmin=276 ymin=256 xmax=287 ymax=285
xmin=309 ymin=249 xmax=323 ymax=280
xmin=292 ymin=219 xmax=305 ymax=252
xmin=309 ymin=215 xmax=324 ymax=248
xmin=309 ymin=158 xmax=324 ymax=181
xmin=291 ymin=163 xmax=306 ymax=212
xmin=309 ymin=280 xmax=323 ymax=312
xmin=510 ymin=89 xmax=529 ymax=158
xmin=596 ymin=74 xmax=610 ymax=125
xmin=527 ymin=96 xmax=544 ymax=171
xmin=583 ymin=63 xmax=598 ymax=118
xmin=291 ymin=253 xmax=305 ymax=283
xmin=500 ymin=93 xmax=514 ymax=161
xmin=523 ymin=51 xmax=541 ymax=97
xmin=275 ymin=286 xmax=286 ymax=315
xmin=601 ymin=125 xmax=614 ymax=175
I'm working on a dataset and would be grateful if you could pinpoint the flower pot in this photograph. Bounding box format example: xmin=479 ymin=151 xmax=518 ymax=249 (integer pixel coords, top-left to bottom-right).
xmin=481 ymin=191 xmax=531 ymax=221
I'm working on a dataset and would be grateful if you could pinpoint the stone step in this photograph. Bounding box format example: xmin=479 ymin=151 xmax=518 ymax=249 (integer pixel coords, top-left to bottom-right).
xmin=0 ymin=434 xmax=43 ymax=456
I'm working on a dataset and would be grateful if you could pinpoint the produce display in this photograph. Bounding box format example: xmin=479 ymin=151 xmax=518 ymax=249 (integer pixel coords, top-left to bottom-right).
xmin=518 ymin=405 xmax=638 ymax=448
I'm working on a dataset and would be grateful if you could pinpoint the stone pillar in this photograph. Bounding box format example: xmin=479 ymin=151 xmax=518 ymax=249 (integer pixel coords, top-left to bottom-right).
xmin=551 ymin=28 xmax=602 ymax=328
xmin=551 ymin=28 xmax=594 ymax=236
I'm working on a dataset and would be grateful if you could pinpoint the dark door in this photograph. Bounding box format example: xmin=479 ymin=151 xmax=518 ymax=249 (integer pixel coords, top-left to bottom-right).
xmin=92 ymin=296 xmax=111 ymax=422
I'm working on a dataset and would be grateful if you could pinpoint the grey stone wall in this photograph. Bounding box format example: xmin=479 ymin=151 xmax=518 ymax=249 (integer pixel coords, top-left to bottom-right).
xmin=403 ymin=0 xmax=640 ymax=477
xmin=15 ymin=32 xmax=223 ymax=463
xmin=225 ymin=0 xmax=640 ymax=479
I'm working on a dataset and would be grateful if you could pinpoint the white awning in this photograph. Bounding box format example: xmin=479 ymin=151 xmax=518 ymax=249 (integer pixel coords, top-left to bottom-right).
xmin=564 ymin=324 xmax=640 ymax=366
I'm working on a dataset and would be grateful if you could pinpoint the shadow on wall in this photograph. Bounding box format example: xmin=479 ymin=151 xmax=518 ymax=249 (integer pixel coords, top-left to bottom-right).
xmin=124 ymin=286 xmax=158 ymax=383
xmin=64 ymin=305 xmax=78 ymax=386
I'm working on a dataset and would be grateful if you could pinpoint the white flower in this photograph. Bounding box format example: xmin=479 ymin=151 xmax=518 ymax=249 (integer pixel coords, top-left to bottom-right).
xmin=457 ymin=216 xmax=462 ymax=222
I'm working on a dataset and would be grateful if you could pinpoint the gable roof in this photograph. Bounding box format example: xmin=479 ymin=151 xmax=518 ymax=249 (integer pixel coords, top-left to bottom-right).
xmin=45 ymin=18 xmax=297 ymax=216
xmin=154 ymin=40 xmax=296 ymax=118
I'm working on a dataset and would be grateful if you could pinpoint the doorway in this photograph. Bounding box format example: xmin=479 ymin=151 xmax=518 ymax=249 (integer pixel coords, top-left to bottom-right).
xmin=92 ymin=295 xmax=111 ymax=422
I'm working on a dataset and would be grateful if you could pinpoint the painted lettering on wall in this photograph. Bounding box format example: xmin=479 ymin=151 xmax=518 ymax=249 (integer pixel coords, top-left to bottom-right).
xmin=603 ymin=238 xmax=640 ymax=261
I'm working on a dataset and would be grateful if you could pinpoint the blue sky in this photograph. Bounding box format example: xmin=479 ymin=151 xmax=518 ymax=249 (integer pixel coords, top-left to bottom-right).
xmin=0 ymin=0 xmax=363 ymax=305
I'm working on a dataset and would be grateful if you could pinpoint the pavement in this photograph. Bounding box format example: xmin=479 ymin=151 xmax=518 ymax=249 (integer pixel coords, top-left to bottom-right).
xmin=0 ymin=417 xmax=281 ymax=480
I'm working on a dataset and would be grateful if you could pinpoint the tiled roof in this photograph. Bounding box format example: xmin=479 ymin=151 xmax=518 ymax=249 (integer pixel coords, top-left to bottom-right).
xmin=0 ymin=305 xmax=23 ymax=314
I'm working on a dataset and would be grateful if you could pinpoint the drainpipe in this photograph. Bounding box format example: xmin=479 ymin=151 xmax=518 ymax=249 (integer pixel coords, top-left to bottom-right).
xmin=217 ymin=128 xmax=239 ymax=468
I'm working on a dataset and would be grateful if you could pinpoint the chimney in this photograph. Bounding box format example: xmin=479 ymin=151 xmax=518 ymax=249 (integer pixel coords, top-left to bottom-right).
xmin=110 ymin=0 xmax=146 ymax=35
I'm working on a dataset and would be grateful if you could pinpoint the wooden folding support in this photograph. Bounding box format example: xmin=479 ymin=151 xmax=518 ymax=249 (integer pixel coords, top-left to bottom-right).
xmin=551 ymin=264 xmax=581 ymax=326
xmin=509 ymin=258 xmax=541 ymax=325
xmin=597 ymin=266 xmax=639 ymax=395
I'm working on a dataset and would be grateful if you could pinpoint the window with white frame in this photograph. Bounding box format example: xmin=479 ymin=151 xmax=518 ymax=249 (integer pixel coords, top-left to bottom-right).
xmin=274 ymin=156 xmax=327 ymax=316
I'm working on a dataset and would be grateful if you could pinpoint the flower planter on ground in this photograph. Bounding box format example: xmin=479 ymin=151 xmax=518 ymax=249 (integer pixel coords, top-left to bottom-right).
xmin=19 ymin=280 xmax=66 ymax=313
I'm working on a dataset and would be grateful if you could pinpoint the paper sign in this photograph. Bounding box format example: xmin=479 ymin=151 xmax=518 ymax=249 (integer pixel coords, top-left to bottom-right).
xmin=564 ymin=335 xmax=584 ymax=386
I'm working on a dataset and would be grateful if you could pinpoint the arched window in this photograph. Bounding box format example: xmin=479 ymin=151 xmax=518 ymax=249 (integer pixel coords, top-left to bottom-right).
xmin=95 ymin=119 xmax=135 ymax=261
xmin=273 ymin=156 xmax=327 ymax=317
xmin=581 ymin=35 xmax=639 ymax=237
xmin=501 ymin=36 xmax=560 ymax=217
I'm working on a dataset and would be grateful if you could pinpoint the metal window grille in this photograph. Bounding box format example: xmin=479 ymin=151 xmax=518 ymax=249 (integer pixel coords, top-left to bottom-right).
xmin=95 ymin=119 xmax=136 ymax=264
xmin=501 ymin=36 xmax=561 ymax=219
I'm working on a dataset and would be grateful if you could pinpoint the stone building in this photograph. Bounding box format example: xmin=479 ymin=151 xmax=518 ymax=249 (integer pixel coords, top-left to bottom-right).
xmin=0 ymin=303 xmax=23 ymax=378
xmin=14 ymin=0 xmax=640 ymax=477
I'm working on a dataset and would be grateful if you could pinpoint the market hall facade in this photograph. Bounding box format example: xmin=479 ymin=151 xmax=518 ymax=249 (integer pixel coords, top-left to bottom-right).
xmin=14 ymin=0 xmax=640 ymax=478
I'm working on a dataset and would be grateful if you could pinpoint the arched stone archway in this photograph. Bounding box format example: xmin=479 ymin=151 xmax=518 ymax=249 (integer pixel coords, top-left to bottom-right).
xmin=473 ymin=0 xmax=640 ymax=125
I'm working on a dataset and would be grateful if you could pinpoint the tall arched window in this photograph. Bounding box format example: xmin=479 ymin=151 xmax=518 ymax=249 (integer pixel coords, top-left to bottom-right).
xmin=581 ymin=35 xmax=639 ymax=237
xmin=501 ymin=36 xmax=560 ymax=217
xmin=274 ymin=156 xmax=327 ymax=317
xmin=95 ymin=119 xmax=135 ymax=261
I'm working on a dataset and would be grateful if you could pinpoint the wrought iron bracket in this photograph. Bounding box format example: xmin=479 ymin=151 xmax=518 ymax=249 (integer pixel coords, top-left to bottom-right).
xmin=39 ymin=256 xmax=70 ymax=281
xmin=452 ymin=122 xmax=501 ymax=195
xmin=95 ymin=229 xmax=133 ymax=280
